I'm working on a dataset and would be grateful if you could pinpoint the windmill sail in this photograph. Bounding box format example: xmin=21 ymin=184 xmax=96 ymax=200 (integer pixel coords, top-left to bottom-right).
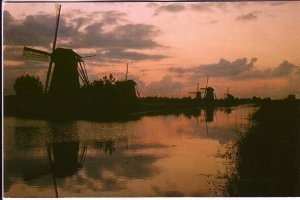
xmin=23 ymin=47 xmax=50 ymax=62
xmin=45 ymin=4 xmax=61 ymax=93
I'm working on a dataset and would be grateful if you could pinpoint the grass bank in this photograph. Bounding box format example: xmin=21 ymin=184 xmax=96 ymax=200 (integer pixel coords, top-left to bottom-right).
xmin=226 ymin=101 xmax=300 ymax=197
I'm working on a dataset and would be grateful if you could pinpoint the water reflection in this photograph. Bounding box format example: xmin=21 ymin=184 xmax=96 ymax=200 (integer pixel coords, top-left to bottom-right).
xmin=205 ymin=106 xmax=215 ymax=122
xmin=93 ymin=140 xmax=115 ymax=155
xmin=4 ymin=105 xmax=256 ymax=197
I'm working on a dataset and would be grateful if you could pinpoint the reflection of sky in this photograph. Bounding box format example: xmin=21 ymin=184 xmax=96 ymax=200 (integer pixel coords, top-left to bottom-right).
xmin=4 ymin=105 xmax=256 ymax=197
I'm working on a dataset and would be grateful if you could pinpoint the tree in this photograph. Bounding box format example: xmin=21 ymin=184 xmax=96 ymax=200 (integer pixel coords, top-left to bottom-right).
xmin=14 ymin=74 xmax=43 ymax=99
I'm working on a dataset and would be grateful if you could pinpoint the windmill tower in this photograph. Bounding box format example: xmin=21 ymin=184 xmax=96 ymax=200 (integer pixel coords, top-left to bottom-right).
xmin=200 ymin=76 xmax=216 ymax=103
xmin=189 ymin=82 xmax=202 ymax=100
xmin=22 ymin=5 xmax=89 ymax=99
xmin=224 ymin=86 xmax=234 ymax=105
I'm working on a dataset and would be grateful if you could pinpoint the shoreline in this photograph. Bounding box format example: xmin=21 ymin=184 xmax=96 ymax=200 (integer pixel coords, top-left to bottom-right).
xmin=226 ymin=101 xmax=300 ymax=196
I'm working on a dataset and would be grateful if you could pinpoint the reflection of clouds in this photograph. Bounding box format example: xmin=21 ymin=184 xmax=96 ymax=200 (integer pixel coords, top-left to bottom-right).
xmin=4 ymin=158 xmax=51 ymax=192
xmin=152 ymin=186 xmax=184 ymax=197
xmin=84 ymin=153 xmax=161 ymax=182
xmin=14 ymin=126 xmax=46 ymax=150
xmin=128 ymin=143 xmax=169 ymax=151
xmin=4 ymin=106 xmax=256 ymax=197
xmin=137 ymin=106 xmax=254 ymax=145
xmin=5 ymin=144 xmax=163 ymax=196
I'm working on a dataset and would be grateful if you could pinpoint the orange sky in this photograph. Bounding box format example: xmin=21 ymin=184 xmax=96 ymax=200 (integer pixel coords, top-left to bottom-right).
xmin=3 ymin=1 xmax=300 ymax=98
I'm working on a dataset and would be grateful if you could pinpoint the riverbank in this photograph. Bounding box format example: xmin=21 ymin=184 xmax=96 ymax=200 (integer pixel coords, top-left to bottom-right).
xmin=4 ymin=94 xmax=261 ymax=121
xmin=226 ymin=101 xmax=300 ymax=196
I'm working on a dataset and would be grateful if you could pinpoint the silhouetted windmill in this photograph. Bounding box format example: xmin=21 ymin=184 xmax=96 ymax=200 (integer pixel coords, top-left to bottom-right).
xmin=189 ymin=82 xmax=202 ymax=100
xmin=22 ymin=4 xmax=90 ymax=96
xmin=224 ymin=86 xmax=234 ymax=101
xmin=200 ymin=76 xmax=217 ymax=102
xmin=224 ymin=86 xmax=235 ymax=106
xmin=123 ymin=62 xmax=140 ymax=98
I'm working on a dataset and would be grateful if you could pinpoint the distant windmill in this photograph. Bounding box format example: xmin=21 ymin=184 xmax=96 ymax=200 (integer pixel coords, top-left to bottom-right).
xmin=189 ymin=82 xmax=202 ymax=100
xmin=22 ymin=4 xmax=90 ymax=96
xmin=224 ymin=86 xmax=235 ymax=103
xmin=200 ymin=75 xmax=217 ymax=102
xmin=224 ymin=86 xmax=230 ymax=97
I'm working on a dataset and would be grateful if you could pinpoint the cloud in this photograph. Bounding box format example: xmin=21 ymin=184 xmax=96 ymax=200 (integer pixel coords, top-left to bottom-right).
xmin=3 ymin=10 xmax=13 ymax=24
xmin=99 ymin=48 xmax=168 ymax=62
xmin=199 ymin=57 xmax=257 ymax=77
xmin=4 ymin=46 xmax=23 ymax=61
xmin=3 ymin=10 xmax=163 ymax=50
xmin=139 ymin=75 xmax=185 ymax=97
xmin=236 ymin=12 xmax=258 ymax=21
xmin=3 ymin=10 xmax=167 ymax=83
xmin=169 ymin=58 xmax=300 ymax=81
xmin=190 ymin=4 xmax=214 ymax=12
xmin=209 ymin=20 xmax=218 ymax=24
xmin=154 ymin=4 xmax=186 ymax=16
xmin=169 ymin=57 xmax=257 ymax=78
xmin=236 ymin=60 xmax=300 ymax=80
xmin=62 ymin=23 xmax=163 ymax=50
xmin=147 ymin=2 xmax=160 ymax=8
xmin=4 ymin=11 xmax=78 ymax=47
xmin=268 ymin=1 xmax=290 ymax=6
xmin=101 ymin=10 xmax=128 ymax=25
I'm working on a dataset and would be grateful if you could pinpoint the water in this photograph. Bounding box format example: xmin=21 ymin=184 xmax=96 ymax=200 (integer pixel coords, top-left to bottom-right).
xmin=4 ymin=105 xmax=256 ymax=197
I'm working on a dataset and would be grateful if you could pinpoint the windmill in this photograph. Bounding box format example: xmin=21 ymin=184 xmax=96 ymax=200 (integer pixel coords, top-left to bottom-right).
xmin=123 ymin=62 xmax=140 ymax=98
xmin=189 ymin=82 xmax=202 ymax=100
xmin=224 ymin=86 xmax=229 ymax=98
xmin=200 ymin=75 xmax=217 ymax=102
xmin=22 ymin=4 xmax=90 ymax=97
xmin=224 ymin=86 xmax=234 ymax=99
xmin=224 ymin=86 xmax=235 ymax=106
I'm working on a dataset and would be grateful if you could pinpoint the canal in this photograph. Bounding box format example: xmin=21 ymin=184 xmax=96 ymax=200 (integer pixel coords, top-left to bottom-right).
xmin=4 ymin=105 xmax=256 ymax=197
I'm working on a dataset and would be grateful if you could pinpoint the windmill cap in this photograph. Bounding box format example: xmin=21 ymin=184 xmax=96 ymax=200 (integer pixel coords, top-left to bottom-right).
xmin=52 ymin=48 xmax=82 ymax=63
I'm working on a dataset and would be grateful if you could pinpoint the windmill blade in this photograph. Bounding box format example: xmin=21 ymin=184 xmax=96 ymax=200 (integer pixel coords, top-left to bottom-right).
xmin=52 ymin=4 xmax=61 ymax=52
xmin=44 ymin=4 xmax=61 ymax=94
xmin=44 ymin=61 xmax=54 ymax=93
xmin=23 ymin=47 xmax=50 ymax=62
xmin=80 ymin=61 xmax=89 ymax=83
xmin=78 ymin=64 xmax=89 ymax=85
xmin=81 ymin=55 xmax=97 ymax=59
xmin=78 ymin=62 xmax=89 ymax=85
xmin=78 ymin=67 xmax=88 ymax=86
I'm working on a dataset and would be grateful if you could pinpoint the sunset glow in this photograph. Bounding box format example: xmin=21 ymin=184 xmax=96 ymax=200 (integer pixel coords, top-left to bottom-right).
xmin=3 ymin=1 xmax=300 ymax=98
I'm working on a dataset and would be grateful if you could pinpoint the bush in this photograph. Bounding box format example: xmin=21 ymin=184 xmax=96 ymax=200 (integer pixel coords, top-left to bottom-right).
xmin=14 ymin=74 xmax=43 ymax=99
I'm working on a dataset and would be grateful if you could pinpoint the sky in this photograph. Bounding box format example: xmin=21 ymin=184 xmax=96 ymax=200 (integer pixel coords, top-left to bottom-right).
xmin=3 ymin=1 xmax=300 ymax=99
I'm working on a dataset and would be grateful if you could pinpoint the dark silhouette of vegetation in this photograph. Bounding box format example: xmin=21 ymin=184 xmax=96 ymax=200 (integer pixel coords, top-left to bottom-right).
xmin=10 ymin=74 xmax=44 ymax=117
xmin=14 ymin=74 xmax=43 ymax=99
xmin=287 ymin=94 xmax=296 ymax=101
xmin=4 ymin=72 xmax=299 ymax=122
xmin=78 ymin=74 xmax=140 ymax=120
xmin=226 ymin=101 xmax=300 ymax=196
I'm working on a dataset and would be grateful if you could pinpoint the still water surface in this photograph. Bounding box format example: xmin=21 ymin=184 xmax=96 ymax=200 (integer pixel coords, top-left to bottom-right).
xmin=4 ymin=105 xmax=256 ymax=197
